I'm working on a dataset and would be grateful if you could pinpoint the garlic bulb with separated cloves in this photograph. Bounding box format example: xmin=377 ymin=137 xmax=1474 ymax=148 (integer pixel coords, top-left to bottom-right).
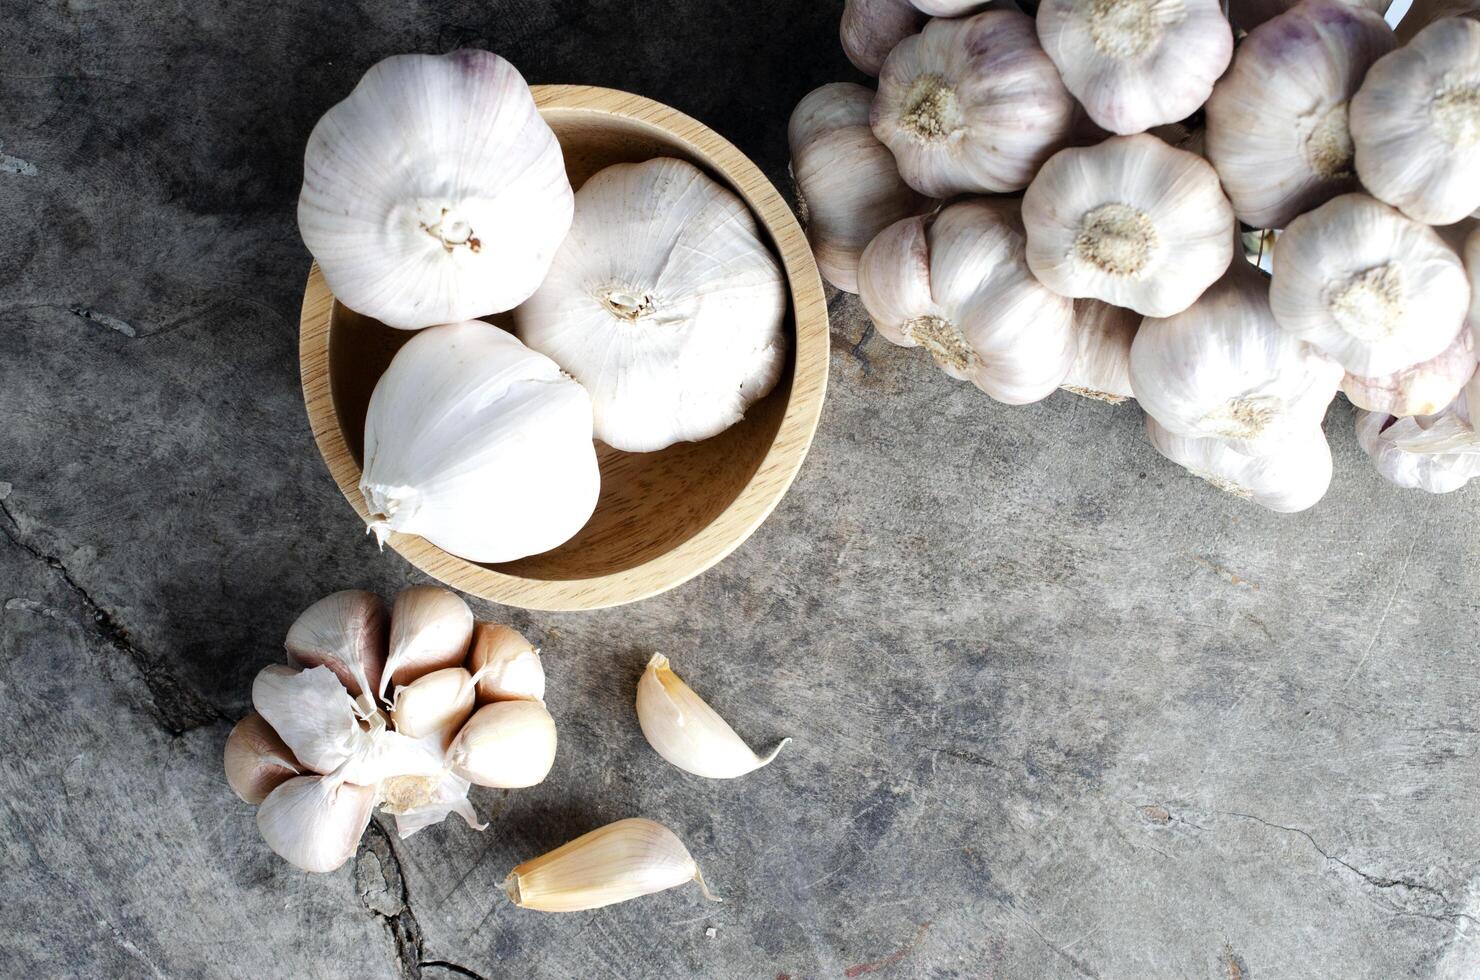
xmin=447 ymin=700 xmax=558 ymax=788
xmin=382 ymin=586 xmax=474 ymax=698
xmin=225 ymin=712 xmax=301 ymax=805
xmin=1062 ymin=300 xmax=1139 ymax=403
xmin=872 ymin=10 xmax=1076 ymax=196
xmin=1355 ymin=375 xmax=1480 ymax=492
xmin=285 ymin=589 xmax=386 ymax=713
xmin=636 ymin=654 xmax=789 ymax=779
xmin=1146 ymin=418 xmax=1334 ymax=512
xmin=360 ymin=320 xmax=599 ymax=563
xmin=1268 ymin=194 xmax=1471 ymax=375
xmin=1342 ymin=327 xmax=1476 ymax=415
xmin=841 ymin=0 xmax=926 ymax=75
xmin=1035 ymin=0 xmax=1233 ymax=136
xmin=467 ymin=622 xmax=545 ymax=703
xmin=297 ymin=51 xmax=573 ymax=330
xmin=858 ymin=200 xmax=1076 ymax=403
xmin=514 ymin=158 xmax=787 ymax=453
xmin=789 ymin=84 xmax=932 ymax=293
xmin=1023 ymin=134 xmax=1235 ymax=317
xmin=1205 ymin=0 xmax=1395 ymax=230
xmin=503 ymin=818 xmax=720 ymax=912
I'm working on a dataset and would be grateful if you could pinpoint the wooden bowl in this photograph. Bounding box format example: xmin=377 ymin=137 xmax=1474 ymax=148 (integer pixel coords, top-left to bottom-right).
xmin=299 ymin=85 xmax=829 ymax=611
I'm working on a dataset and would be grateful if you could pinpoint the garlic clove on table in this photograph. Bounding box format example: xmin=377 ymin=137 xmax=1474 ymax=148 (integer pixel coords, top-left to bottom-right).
xmin=1342 ymin=327 xmax=1476 ymax=416
xmin=1146 ymin=417 xmax=1334 ymax=512
xmin=447 ymin=700 xmax=557 ymax=788
xmin=1061 ymin=299 xmax=1140 ymax=404
xmin=636 ymin=654 xmax=789 ymax=780
xmin=841 ymin=0 xmax=926 ymax=76
xmin=284 ymin=589 xmax=387 ymax=711
xmin=256 ymin=770 xmax=377 ymax=873
xmin=466 ymin=622 xmax=545 ymax=703
xmin=224 ymin=712 xmax=301 ymax=805
xmin=381 ymin=585 xmax=474 ymax=699
xmin=390 ymin=666 xmax=479 ymax=739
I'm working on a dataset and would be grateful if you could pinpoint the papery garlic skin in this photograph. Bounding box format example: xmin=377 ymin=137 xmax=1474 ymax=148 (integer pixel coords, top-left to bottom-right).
xmin=1269 ymin=194 xmax=1471 ymax=375
xmin=224 ymin=712 xmax=301 ymax=805
xmin=467 ymin=622 xmax=545 ymax=703
xmin=1355 ymin=376 xmax=1480 ymax=492
xmin=1342 ymin=327 xmax=1476 ymax=415
xmin=391 ymin=667 xmax=478 ymax=739
xmin=789 ymin=84 xmax=932 ymax=293
xmin=871 ymin=11 xmax=1076 ymax=196
xmin=284 ymin=590 xmax=386 ymax=707
xmin=636 ymin=654 xmax=789 ymax=780
xmin=1146 ymin=418 xmax=1334 ymax=512
xmin=360 ymin=320 xmax=599 ymax=563
xmin=1036 ymin=0 xmax=1233 ymax=136
xmin=382 ymin=586 xmax=473 ymax=698
xmin=252 ymin=665 xmax=367 ymax=775
xmin=1205 ymin=0 xmax=1395 ymax=230
xmin=514 ymin=158 xmax=787 ymax=453
xmin=841 ymin=0 xmax=926 ymax=75
xmin=447 ymin=700 xmax=557 ymax=788
xmin=1351 ymin=18 xmax=1480 ymax=225
xmin=503 ymin=818 xmax=719 ymax=912
xmin=1023 ymin=134 xmax=1235 ymax=318
xmin=297 ymin=51 xmax=573 ymax=330
xmin=1062 ymin=299 xmax=1139 ymax=403
xmin=257 ymin=771 xmax=377 ymax=873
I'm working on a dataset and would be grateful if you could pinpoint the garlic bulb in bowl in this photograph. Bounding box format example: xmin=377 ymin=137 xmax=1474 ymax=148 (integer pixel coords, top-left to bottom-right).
xmin=359 ymin=320 xmax=599 ymax=564
xmin=1342 ymin=327 xmax=1476 ymax=416
xmin=857 ymin=199 xmax=1075 ymax=404
xmin=1146 ymin=418 xmax=1334 ymax=512
xmin=1355 ymin=375 xmax=1480 ymax=492
xmin=1035 ymin=0 xmax=1233 ymax=136
xmin=1022 ymin=134 xmax=1235 ymax=317
xmin=871 ymin=10 xmax=1076 ymax=196
xmin=1205 ymin=0 xmax=1395 ymax=230
xmin=1061 ymin=300 xmax=1139 ymax=404
xmin=841 ymin=0 xmax=926 ymax=76
xmin=514 ymin=157 xmax=787 ymax=454
xmin=298 ymin=51 xmax=573 ymax=330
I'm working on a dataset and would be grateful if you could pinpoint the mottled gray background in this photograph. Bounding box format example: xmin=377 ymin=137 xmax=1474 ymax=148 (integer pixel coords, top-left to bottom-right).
xmin=2 ymin=2 xmax=1478 ymax=978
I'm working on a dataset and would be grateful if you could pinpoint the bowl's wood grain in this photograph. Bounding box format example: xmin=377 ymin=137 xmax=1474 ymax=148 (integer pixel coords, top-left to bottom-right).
xmin=299 ymin=85 xmax=829 ymax=611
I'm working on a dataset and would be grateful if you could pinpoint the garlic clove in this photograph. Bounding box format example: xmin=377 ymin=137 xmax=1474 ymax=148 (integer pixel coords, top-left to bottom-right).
xmin=1145 ymin=417 xmax=1334 ymax=512
xmin=252 ymin=664 xmax=367 ymax=775
xmin=636 ymin=654 xmax=789 ymax=780
xmin=380 ymin=770 xmax=486 ymax=840
xmin=284 ymin=590 xmax=387 ymax=709
xmin=447 ymin=700 xmax=557 ymax=788
xmin=256 ymin=771 xmax=377 ymax=873
xmin=224 ymin=712 xmax=301 ymax=805
xmin=503 ymin=818 xmax=720 ymax=912
xmin=1062 ymin=299 xmax=1140 ymax=404
xmin=389 ymin=666 xmax=478 ymax=739
xmin=1355 ymin=374 xmax=1480 ymax=492
xmin=1342 ymin=327 xmax=1477 ymax=416
xmin=382 ymin=585 xmax=474 ymax=699
xmin=466 ymin=622 xmax=545 ymax=703
xmin=841 ymin=0 xmax=926 ymax=76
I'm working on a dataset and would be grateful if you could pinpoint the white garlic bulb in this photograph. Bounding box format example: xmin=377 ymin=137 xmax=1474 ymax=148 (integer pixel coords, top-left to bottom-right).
xmin=447 ymin=700 xmax=558 ymax=788
xmin=912 ymin=0 xmax=990 ymax=12
xmin=1228 ymin=0 xmax=1386 ymax=32
xmin=1467 ymin=224 xmax=1480 ymax=346
xmin=1129 ymin=260 xmax=1344 ymax=456
xmin=514 ymin=158 xmax=787 ymax=453
xmin=1146 ymin=418 xmax=1334 ymax=512
xmin=224 ymin=712 xmax=301 ymax=805
xmin=360 ymin=320 xmax=599 ymax=563
xmin=1351 ymin=18 xmax=1480 ymax=225
xmin=1062 ymin=300 xmax=1139 ymax=403
xmin=1022 ymin=134 xmax=1235 ymax=317
xmin=284 ymin=589 xmax=386 ymax=710
xmin=1342 ymin=326 xmax=1476 ymax=416
xmin=1355 ymin=375 xmax=1480 ymax=492
xmin=857 ymin=200 xmax=1076 ymax=404
xmin=257 ymin=771 xmax=377 ymax=873
xmin=1268 ymin=193 xmax=1471 ymax=375
xmin=1035 ymin=0 xmax=1233 ymax=136
xmin=635 ymin=654 xmax=789 ymax=779
xmin=1205 ymin=0 xmax=1395 ymax=230
xmin=871 ymin=10 xmax=1076 ymax=196
xmin=841 ymin=0 xmax=925 ymax=75
xmin=382 ymin=585 xmax=473 ymax=698
xmin=467 ymin=622 xmax=545 ymax=703
xmin=297 ymin=51 xmax=573 ymax=330
xmin=788 ymin=84 xmax=932 ymax=293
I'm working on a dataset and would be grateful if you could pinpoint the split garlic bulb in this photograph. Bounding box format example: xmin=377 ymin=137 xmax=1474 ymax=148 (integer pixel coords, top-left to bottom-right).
xmin=1350 ymin=18 xmax=1480 ymax=225
xmin=1355 ymin=376 xmax=1480 ymax=492
xmin=1342 ymin=327 xmax=1476 ymax=416
xmin=297 ymin=51 xmax=573 ymax=330
xmin=360 ymin=320 xmax=599 ymax=563
xmin=1129 ymin=260 xmax=1344 ymax=456
xmin=788 ymin=83 xmax=932 ymax=293
xmin=871 ymin=10 xmax=1076 ymax=196
xmin=841 ymin=0 xmax=925 ymax=75
xmin=1205 ymin=0 xmax=1395 ymax=230
xmin=857 ymin=200 xmax=1076 ymax=404
xmin=1146 ymin=418 xmax=1334 ymax=512
xmin=636 ymin=654 xmax=789 ymax=779
xmin=1268 ymin=194 xmax=1471 ymax=375
xmin=1035 ymin=0 xmax=1233 ymax=136
xmin=1062 ymin=300 xmax=1139 ymax=403
xmin=514 ymin=158 xmax=787 ymax=453
xmin=1022 ymin=134 xmax=1235 ymax=317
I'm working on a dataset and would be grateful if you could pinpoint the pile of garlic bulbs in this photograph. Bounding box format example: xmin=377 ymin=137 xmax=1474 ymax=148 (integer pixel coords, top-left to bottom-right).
xmin=805 ymin=0 xmax=1480 ymax=508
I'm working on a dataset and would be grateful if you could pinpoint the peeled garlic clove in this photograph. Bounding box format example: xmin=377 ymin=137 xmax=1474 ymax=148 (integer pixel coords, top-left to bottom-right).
xmin=256 ymin=772 xmax=376 ymax=873
xmin=1062 ymin=300 xmax=1140 ymax=404
xmin=1206 ymin=0 xmax=1395 ymax=230
xmin=285 ymin=590 xmax=387 ymax=706
xmin=1023 ymin=134 xmax=1235 ymax=318
xmin=1355 ymin=375 xmax=1480 ymax=492
xmin=390 ymin=666 xmax=478 ymax=739
xmin=359 ymin=320 xmax=599 ymax=564
xmin=788 ymin=83 xmax=932 ymax=293
xmin=297 ymin=51 xmax=573 ymax=330
xmin=224 ymin=712 xmax=301 ymax=805
xmin=1146 ymin=417 xmax=1333 ymax=513
xmin=636 ymin=654 xmax=788 ymax=780
xmin=503 ymin=818 xmax=720 ymax=912
xmin=380 ymin=770 xmax=486 ymax=839
xmin=513 ymin=158 xmax=787 ymax=453
xmin=1342 ymin=327 xmax=1476 ymax=416
xmin=857 ymin=200 xmax=1076 ymax=404
xmin=447 ymin=700 xmax=557 ymax=788
xmin=1269 ymin=193 xmax=1470 ymax=376
xmin=467 ymin=622 xmax=545 ymax=703
xmin=382 ymin=585 xmax=474 ymax=698
xmin=252 ymin=665 xmax=367 ymax=775
xmin=841 ymin=0 xmax=925 ymax=76
xmin=871 ymin=10 xmax=1076 ymax=196
xmin=1036 ymin=0 xmax=1232 ymax=136
xmin=1351 ymin=18 xmax=1480 ymax=225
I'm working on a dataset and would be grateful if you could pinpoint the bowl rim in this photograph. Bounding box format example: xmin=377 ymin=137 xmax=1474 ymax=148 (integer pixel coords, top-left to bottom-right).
xmin=298 ymin=83 xmax=829 ymax=611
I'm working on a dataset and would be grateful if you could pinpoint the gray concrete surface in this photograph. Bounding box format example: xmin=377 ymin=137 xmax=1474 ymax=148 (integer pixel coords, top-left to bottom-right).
xmin=3 ymin=2 xmax=1479 ymax=978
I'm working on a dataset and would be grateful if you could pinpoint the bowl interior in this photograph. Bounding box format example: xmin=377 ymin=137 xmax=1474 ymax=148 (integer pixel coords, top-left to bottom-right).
xmin=326 ymin=104 xmax=795 ymax=582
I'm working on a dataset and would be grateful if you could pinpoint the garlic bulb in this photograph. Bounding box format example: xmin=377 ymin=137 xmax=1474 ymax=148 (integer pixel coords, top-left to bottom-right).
xmin=467 ymin=622 xmax=545 ymax=703
xmin=1062 ymin=300 xmax=1139 ymax=403
xmin=871 ymin=10 xmax=1076 ymax=196
xmin=257 ymin=771 xmax=377 ymax=873
xmin=1342 ymin=326 xmax=1476 ymax=415
xmin=1022 ymin=134 xmax=1235 ymax=317
xmin=297 ymin=51 xmax=573 ymax=330
xmin=390 ymin=667 xmax=479 ymax=739
xmin=841 ymin=0 xmax=925 ymax=75
xmin=1268 ymin=193 xmax=1471 ymax=375
xmin=857 ymin=200 xmax=1076 ymax=403
xmin=1035 ymin=0 xmax=1233 ymax=136
xmin=1468 ymin=225 xmax=1480 ymax=346
xmin=284 ymin=589 xmax=386 ymax=710
xmin=1355 ymin=376 xmax=1480 ymax=492
xmin=788 ymin=83 xmax=932 ymax=293
xmin=1350 ymin=18 xmax=1480 ymax=225
xmin=1129 ymin=260 xmax=1344 ymax=455
xmin=382 ymin=586 xmax=473 ymax=698
xmin=447 ymin=700 xmax=557 ymax=788
xmin=380 ymin=770 xmax=487 ymax=839
xmin=1205 ymin=0 xmax=1395 ymax=230
xmin=360 ymin=320 xmax=599 ymax=563
xmin=635 ymin=654 xmax=789 ymax=779
xmin=1228 ymin=0 xmax=1386 ymax=32
xmin=514 ymin=158 xmax=787 ymax=453
xmin=503 ymin=818 xmax=719 ymax=912
xmin=912 ymin=0 xmax=990 ymax=11
xmin=224 ymin=712 xmax=301 ymax=805
xmin=1146 ymin=418 xmax=1334 ymax=512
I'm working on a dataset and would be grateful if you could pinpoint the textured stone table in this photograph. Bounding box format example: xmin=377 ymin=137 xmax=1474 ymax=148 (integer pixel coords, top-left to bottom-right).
xmin=3 ymin=2 xmax=1479 ymax=977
